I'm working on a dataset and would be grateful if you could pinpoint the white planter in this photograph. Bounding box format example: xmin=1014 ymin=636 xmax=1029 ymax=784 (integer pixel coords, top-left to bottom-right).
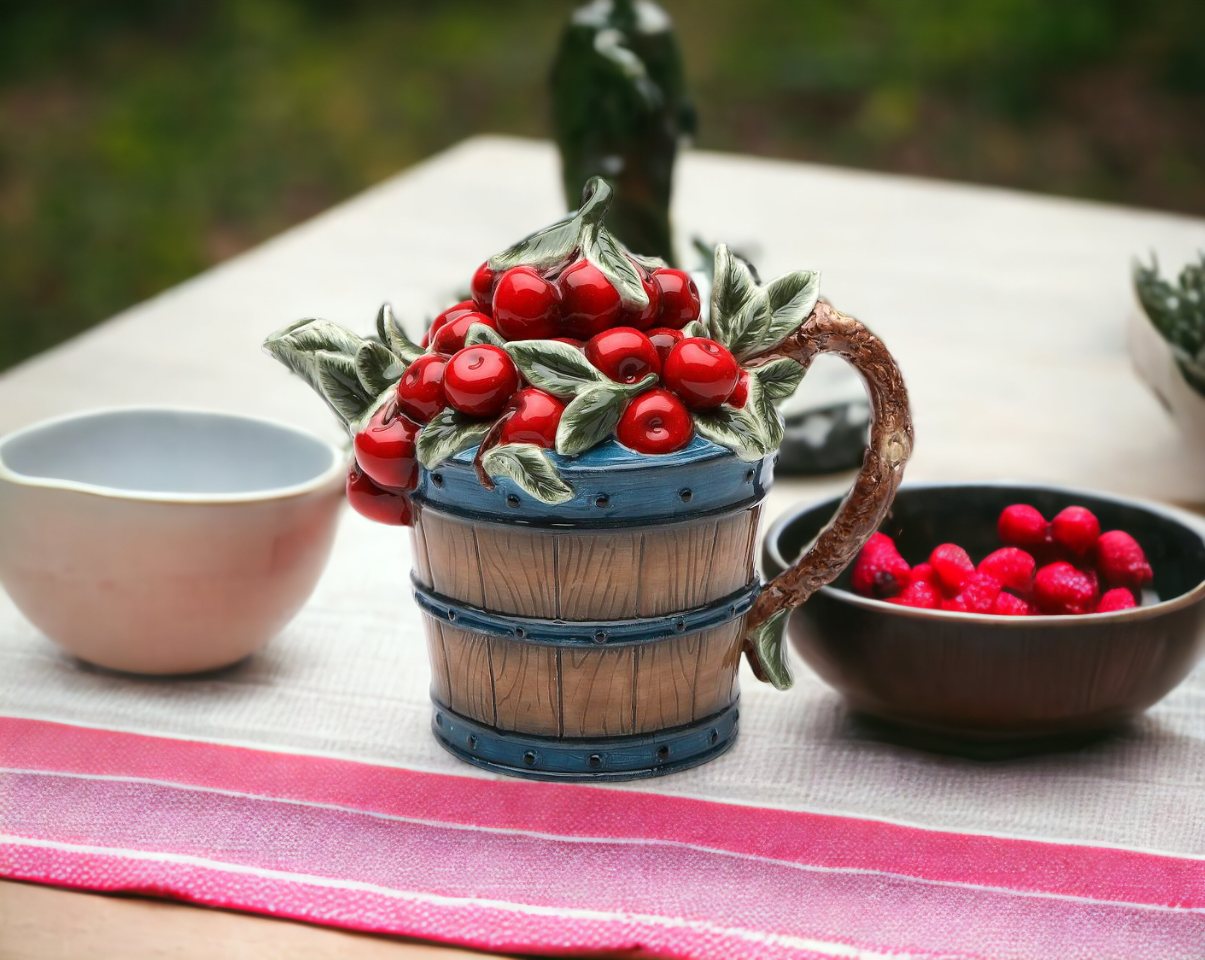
xmin=1128 ymin=301 xmax=1205 ymax=458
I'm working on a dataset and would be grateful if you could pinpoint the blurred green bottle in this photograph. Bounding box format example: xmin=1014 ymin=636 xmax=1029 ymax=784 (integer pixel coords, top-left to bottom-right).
xmin=550 ymin=0 xmax=696 ymax=265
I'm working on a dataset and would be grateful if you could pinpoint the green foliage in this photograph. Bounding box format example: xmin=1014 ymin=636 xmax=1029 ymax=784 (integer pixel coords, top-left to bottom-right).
xmin=1135 ymin=254 xmax=1205 ymax=395
xmin=4 ymin=0 xmax=1205 ymax=373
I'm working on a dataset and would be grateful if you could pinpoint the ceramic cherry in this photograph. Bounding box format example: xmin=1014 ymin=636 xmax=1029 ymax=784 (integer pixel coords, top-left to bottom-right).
xmin=353 ymin=405 xmax=420 ymax=491
xmin=499 ymin=388 xmax=566 ymax=449
xmin=492 ymin=266 xmax=562 ymax=340
xmin=470 ymin=261 xmax=496 ymax=312
xmin=559 ymin=259 xmax=622 ymax=339
xmin=663 ymin=338 xmax=740 ymax=409
xmin=443 ymin=345 xmax=521 ymax=417
xmin=395 ymin=354 xmax=447 ymax=423
xmin=584 ymin=327 xmax=661 ymax=384
xmin=616 ymin=388 xmax=694 ymax=454
xmin=423 ymin=300 xmax=477 ymax=349
xmin=346 ymin=463 xmax=413 ymax=525
xmin=652 ymin=268 xmax=701 ymax=328
xmin=431 ymin=311 xmax=495 ymax=355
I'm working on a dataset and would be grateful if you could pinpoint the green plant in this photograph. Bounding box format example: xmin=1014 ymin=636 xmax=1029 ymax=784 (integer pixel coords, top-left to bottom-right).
xmin=1134 ymin=254 xmax=1205 ymax=396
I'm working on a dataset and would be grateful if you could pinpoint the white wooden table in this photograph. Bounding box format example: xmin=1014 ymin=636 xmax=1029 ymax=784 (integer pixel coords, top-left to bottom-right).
xmin=3 ymin=136 xmax=1204 ymax=959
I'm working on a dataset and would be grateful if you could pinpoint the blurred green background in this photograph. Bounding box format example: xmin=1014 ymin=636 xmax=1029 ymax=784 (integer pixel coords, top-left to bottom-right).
xmin=3 ymin=0 xmax=1204 ymax=371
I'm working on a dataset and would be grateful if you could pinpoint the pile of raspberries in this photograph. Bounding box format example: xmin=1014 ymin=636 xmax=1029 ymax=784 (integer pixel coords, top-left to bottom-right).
xmin=850 ymin=504 xmax=1154 ymax=615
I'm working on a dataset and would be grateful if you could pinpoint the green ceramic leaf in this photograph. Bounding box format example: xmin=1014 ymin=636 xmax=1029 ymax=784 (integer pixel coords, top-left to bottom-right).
xmin=755 ymin=270 xmax=820 ymax=357
xmin=416 ymin=408 xmax=491 ymax=469
xmin=581 ymin=222 xmax=649 ymax=309
xmin=465 ymin=322 xmax=507 ymax=348
xmin=745 ymin=610 xmax=793 ymax=690
xmin=376 ymin=303 xmax=424 ymax=364
xmin=481 ymin=443 xmax=574 ymax=505
xmin=709 ymin=245 xmax=759 ymax=348
xmin=724 ymin=294 xmax=773 ymax=360
xmin=747 ymin=373 xmax=785 ymax=451
xmin=554 ymin=376 xmax=653 ymax=456
xmin=488 ymin=214 xmax=581 ymax=274
xmin=316 ymin=351 xmax=375 ymax=425
xmin=355 ymin=340 xmax=406 ymax=398
xmin=752 ymin=357 xmax=807 ymax=403
xmin=628 ymin=251 xmax=669 ymax=274
xmin=691 ymin=396 xmax=770 ymax=461
xmin=504 ymin=339 xmax=607 ymax=398
xmin=263 ymin=318 xmax=365 ymax=399
xmin=679 ymin=319 xmax=706 ymax=339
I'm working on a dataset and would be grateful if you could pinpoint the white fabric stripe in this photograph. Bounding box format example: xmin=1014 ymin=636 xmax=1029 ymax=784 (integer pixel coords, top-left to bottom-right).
xmin=5 ymin=766 xmax=1202 ymax=916
xmin=7 ymin=710 xmax=1205 ymax=865
xmin=0 ymin=834 xmax=924 ymax=960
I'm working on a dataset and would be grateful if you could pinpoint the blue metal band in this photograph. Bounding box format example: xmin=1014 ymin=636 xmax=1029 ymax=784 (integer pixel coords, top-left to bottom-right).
xmin=431 ymin=699 xmax=740 ymax=781
xmin=411 ymin=437 xmax=774 ymax=528
xmin=413 ymin=579 xmax=760 ymax=646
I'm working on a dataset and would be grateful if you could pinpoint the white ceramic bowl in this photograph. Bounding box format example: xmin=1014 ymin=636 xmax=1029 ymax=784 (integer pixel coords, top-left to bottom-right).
xmin=0 ymin=408 xmax=345 ymax=674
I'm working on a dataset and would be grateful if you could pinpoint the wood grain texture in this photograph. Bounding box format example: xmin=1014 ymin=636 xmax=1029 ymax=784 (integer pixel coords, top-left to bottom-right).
xmin=420 ymin=616 xmax=453 ymax=705
xmin=707 ymin=507 xmax=761 ymax=598
xmin=555 ymin=531 xmax=642 ymax=619
xmin=420 ymin=513 xmax=486 ymax=607
xmin=690 ymin=620 xmax=744 ymax=720
xmin=559 ymin=647 xmax=636 ymax=737
xmin=440 ymin=626 xmax=495 ymax=725
xmin=474 ymin=526 xmax=558 ymax=618
xmin=637 ymin=520 xmax=719 ymax=616
xmin=490 ymin=637 xmax=561 ymax=735
xmin=409 ymin=501 xmax=434 ymax=589
xmin=633 ymin=634 xmax=700 ymax=733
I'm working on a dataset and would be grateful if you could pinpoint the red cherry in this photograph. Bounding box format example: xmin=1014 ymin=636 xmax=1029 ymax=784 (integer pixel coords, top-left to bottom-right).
xmin=662 ymin=337 xmax=740 ymax=409
xmin=444 ymin=345 xmax=520 ymax=418
xmin=620 ymin=272 xmax=662 ymax=330
xmin=646 ymin=327 xmax=684 ymax=364
xmin=492 ymin=266 xmax=562 ymax=340
xmin=353 ymin=407 xmax=420 ymax=491
xmin=470 ymin=261 xmax=496 ymax=312
xmin=346 ymin=463 xmax=412 ymax=526
xmin=728 ymin=370 xmax=750 ymax=409
xmin=652 ymin=268 xmax=701 ymax=328
xmin=425 ymin=300 xmax=476 ymax=350
xmin=559 ymin=259 xmax=622 ymax=338
xmin=431 ymin=310 xmax=496 ymax=355
xmin=617 ymin=389 xmax=694 ymax=454
xmin=584 ymin=327 xmax=661 ymax=384
xmin=499 ymin=388 xmax=566 ymax=449
xmin=396 ymin=354 xmax=447 ymax=423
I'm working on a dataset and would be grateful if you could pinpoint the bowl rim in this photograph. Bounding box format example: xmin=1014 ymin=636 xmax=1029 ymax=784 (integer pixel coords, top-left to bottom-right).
xmin=763 ymin=480 xmax=1205 ymax=625
xmin=0 ymin=405 xmax=346 ymax=505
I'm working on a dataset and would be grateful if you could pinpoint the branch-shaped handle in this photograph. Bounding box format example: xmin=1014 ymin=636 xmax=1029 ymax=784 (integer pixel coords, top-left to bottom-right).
xmin=743 ymin=302 xmax=914 ymax=687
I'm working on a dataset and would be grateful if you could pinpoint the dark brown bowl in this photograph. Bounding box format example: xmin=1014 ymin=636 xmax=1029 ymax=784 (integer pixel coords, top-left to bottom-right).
xmin=762 ymin=483 xmax=1205 ymax=756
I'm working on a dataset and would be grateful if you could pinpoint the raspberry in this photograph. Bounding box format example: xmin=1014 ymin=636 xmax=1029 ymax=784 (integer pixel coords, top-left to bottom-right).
xmin=929 ymin=543 xmax=975 ymax=593
xmin=888 ymin=581 xmax=942 ymax=609
xmin=1097 ymin=588 xmax=1137 ymax=613
xmin=1033 ymin=561 xmax=1099 ymax=615
xmin=1050 ymin=506 xmax=1100 ymax=557
xmin=1095 ymin=530 xmax=1153 ymax=591
xmin=947 ymin=572 xmax=1002 ymax=613
xmin=977 ymin=547 xmax=1036 ymax=593
xmin=998 ymin=504 xmax=1050 ymax=552
xmin=909 ymin=562 xmax=937 ymax=586
xmin=993 ymin=592 xmax=1035 ymax=616
xmin=851 ymin=532 xmax=911 ymax=599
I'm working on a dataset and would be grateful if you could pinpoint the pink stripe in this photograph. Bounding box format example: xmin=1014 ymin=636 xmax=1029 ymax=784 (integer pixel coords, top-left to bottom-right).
xmin=2 ymin=717 xmax=1200 ymax=911
xmin=5 ymin=770 xmax=1204 ymax=960
xmin=0 ymin=842 xmax=885 ymax=960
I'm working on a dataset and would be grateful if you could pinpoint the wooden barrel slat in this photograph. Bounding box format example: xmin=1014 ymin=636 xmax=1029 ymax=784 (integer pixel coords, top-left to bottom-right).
xmin=410 ymin=501 xmax=434 ymax=589
xmin=560 ymin=647 xmax=637 ymax=737
xmin=476 ymin=526 xmax=559 ymax=618
xmin=634 ymin=634 xmax=700 ymax=733
xmin=490 ymin=637 xmax=561 ymax=735
xmin=423 ymin=513 xmax=487 ymax=607
xmin=422 ymin=617 xmax=453 ymax=705
xmin=690 ymin=621 xmax=744 ymax=720
xmin=708 ymin=508 xmax=761 ymax=597
xmin=441 ymin=625 xmax=496 ymax=725
xmin=556 ymin=531 xmax=643 ymax=620
xmin=637 ymin=520 xmax=719 ymax=617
